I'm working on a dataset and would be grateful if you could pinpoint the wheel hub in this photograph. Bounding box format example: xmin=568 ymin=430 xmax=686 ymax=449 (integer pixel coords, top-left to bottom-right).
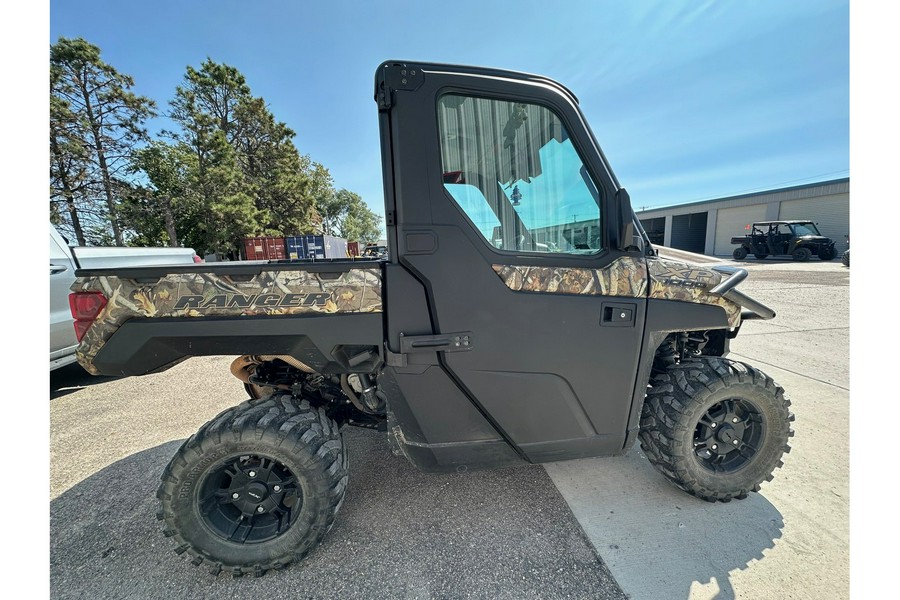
xmin=244 ymin=482 xmax=269 ymax=502
xmin=715 ymin=424 xmax=744 ymax=446
xmin=693 ymin=398 xmax=764 ymax=472
xmin=197 ymin=454 xmax=302 ymax=544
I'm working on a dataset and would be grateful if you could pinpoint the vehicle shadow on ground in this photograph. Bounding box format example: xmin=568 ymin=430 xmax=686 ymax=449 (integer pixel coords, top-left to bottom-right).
xmin=50 ymin=363 xmax=121 ymax=400
xmin=50 ymin=428 xmax=626 ymax=600
xmin=546 ymin=449 xmax=784 ymax=600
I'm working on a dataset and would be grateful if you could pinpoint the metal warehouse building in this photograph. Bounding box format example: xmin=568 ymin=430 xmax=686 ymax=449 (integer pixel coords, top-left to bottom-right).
xmin=635 ymin=177 xmax=849 ymax=256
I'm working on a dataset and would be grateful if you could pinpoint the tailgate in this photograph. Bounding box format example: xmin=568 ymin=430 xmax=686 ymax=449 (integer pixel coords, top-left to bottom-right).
xmin=71 ymin=261 xmax=383 ymax=375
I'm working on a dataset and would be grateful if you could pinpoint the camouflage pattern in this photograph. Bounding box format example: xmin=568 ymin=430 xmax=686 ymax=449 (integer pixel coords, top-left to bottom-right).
xmin=72 ymin=268 xmax=382 ymax=375
xmin=647 ymin=257 xmax=741 ymax=327
xmin=492 ymin=256 xmax=741 ymax=327
xmin=492 ymin=257 xmax=648 ymax=297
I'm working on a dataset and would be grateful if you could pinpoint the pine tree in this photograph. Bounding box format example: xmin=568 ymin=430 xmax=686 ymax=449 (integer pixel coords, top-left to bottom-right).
xmin=50 ymin=37 xmax=156 ymax=245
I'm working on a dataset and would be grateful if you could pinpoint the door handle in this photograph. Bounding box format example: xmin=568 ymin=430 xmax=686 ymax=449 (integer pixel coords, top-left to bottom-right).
xmin=601 ymin=302 xmax=636 ymax=327
xmin=50 ymin=264 xmax=68 ymax=274
xmin=400 ymin=332 xmax=473 ymax=353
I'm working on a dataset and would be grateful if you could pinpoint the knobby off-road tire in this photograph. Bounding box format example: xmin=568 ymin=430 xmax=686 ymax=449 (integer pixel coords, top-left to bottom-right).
xmin=841 ymin=249 xmax=850 ymax=267
xmin=792 ymin=247 xmax=811 ymax=262
xmin=753 ymin=253 xmax=769 ymax=260
xmin=732 ymin=247 xmax=748 ymax=260
xmin=639 ymin=358 xmax=794 ymax=503
xmin=819 ymin=246 xmax=836 ymax=261
xmin=156 ymin=394 xmax=349 ymax=577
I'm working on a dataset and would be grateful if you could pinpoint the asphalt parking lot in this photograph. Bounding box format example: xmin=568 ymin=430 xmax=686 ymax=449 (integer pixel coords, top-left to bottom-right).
xmin=49 ymin=258 xmax=848 ymax=600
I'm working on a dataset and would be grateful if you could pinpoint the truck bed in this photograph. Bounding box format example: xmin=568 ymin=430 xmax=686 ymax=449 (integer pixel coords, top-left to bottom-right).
xmin=72 ymin=259 xmax=384 ymax=376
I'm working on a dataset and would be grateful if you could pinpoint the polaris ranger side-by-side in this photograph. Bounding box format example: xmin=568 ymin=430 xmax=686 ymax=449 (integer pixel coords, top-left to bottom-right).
xmin=731 ymin=220 xmax=837 ymax=261
xmin=69 ymin=61 xmax=793 ymax=577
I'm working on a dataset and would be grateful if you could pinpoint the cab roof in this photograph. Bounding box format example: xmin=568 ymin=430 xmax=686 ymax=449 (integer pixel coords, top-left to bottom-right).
xmin=753 ymin=220 xmax=815 ymax=226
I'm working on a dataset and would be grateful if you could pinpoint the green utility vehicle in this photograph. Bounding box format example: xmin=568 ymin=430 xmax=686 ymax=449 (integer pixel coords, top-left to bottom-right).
xmin=731 ymin=220 xmax=837 ymax=261
xmin=69 ymin=61 xmax=793 ymax=577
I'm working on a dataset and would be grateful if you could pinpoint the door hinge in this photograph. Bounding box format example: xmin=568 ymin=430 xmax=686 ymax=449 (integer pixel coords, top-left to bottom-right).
xmin=377 ymin=63 xmax=425 ymax=111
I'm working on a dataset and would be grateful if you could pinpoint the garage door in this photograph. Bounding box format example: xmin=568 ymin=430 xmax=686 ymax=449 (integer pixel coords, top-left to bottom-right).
xmin=714 ymin=205 xmax=768 ymax=255
xmin=671 ymin=212 xmax=708 ymax=253
xmin=778 ymin=193 xmax=850 ymax=252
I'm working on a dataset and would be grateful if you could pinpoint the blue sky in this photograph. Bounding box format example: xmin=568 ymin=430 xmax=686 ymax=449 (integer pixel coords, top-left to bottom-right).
xmin=49 ymin=0 xmax=848 ymax=221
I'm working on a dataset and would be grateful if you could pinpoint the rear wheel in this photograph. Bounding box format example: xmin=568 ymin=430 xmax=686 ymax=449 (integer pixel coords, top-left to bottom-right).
xmin=156 ymin=394 xmax=349 ymax=576
xmin=639 ymin=358 xmax=794 ymax=502
xmin=732 ymin=247 xmax=748 ymax=260
xmin=842 ymin=249 xmax=850 ymax=267
xmin=792 ymin=247 xmax=811 ymax=262
xmin=753 ymin=253 xmax=769 ymax=260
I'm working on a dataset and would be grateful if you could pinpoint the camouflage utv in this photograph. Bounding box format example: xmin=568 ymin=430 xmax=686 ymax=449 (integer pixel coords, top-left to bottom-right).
xmin=67 ymin=61 xmax=794 ymax=577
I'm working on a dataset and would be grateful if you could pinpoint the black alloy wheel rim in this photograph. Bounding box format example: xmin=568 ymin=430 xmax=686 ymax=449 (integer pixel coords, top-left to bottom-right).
xmin=197 ymin=454 xmax=302 ymax=544
xmin=693 ymin=398 xmax=765 ymax=473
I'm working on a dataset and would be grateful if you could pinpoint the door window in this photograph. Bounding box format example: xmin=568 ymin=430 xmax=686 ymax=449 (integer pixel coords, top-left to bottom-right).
xmin=438 ymin=94 xmax=603 ymax=255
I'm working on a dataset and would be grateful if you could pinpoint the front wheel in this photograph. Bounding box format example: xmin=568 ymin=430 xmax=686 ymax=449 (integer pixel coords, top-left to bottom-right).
xmin=639 ymin=358 xmax=794 ymax=502
xmin=156 ymin=395 xmax=349 ymax=576
xmin=819 ymin=246 xmax=836 ymax=261
xmin=792 ymin=247 xmax=811 ymax=262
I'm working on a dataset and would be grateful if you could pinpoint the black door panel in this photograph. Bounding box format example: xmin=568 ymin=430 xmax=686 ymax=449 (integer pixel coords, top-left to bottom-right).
xmin=378 ymin=62 xmax=647 ymax=464
xmin=402 ymin=225 xmax=645 ymax=461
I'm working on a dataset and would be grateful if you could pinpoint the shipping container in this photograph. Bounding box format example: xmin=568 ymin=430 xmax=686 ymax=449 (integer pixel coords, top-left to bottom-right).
xmin=242 ymin=237 xmax=286 ymax=261
xmin=303 ymin=235 xmax=325 ymax=259
xmin=281 ymin=235 xmax=349 ymax=260
xmin=323 ymin=235 xmax=348 ymax=259
xmin=347 ymin=241 xmax=360 ymax=257
xmin=282 ymin=235 xmax=323 ymax=259
xmin=284 ymin=236 xmax=307 ymax=260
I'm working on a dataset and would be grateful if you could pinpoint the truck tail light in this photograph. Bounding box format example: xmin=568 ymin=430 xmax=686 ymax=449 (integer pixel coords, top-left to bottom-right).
xmin=69 ymin=292 xmax=108 ymax=342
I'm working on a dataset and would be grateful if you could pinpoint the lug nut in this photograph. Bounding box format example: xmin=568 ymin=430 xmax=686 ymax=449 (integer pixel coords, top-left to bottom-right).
xmin=733 ymin=439 xmax=739 ymax=445
xmin=711 ymin=423 xmax=717 ymax=428
xmin=711 ymin=444 xmax=718 ymax=450
xmin=273 ymin=485 xmax=281 ymax=492
xmin=732 ymin=417 xmax=739 ymax=423
xmin=249 ymin=471 xmax=256 ymax=478
xmin=232 ymin=493 xmax=240 ymax=499
xmin=257 ymin=506 xmax=265 ymax=513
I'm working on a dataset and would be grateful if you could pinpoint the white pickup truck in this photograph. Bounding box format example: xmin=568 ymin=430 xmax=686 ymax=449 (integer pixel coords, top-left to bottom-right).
xmin=49 ymin=223 xmax=199 ymax=370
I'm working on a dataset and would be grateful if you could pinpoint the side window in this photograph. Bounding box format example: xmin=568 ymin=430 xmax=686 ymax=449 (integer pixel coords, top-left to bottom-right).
xmin=437 ymin=94 xmax=603 ymax=255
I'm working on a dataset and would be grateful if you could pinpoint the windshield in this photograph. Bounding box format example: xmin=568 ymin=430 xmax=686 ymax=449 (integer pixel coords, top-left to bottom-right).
xmin=791 ymin=223 xmax=821 ymax=236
